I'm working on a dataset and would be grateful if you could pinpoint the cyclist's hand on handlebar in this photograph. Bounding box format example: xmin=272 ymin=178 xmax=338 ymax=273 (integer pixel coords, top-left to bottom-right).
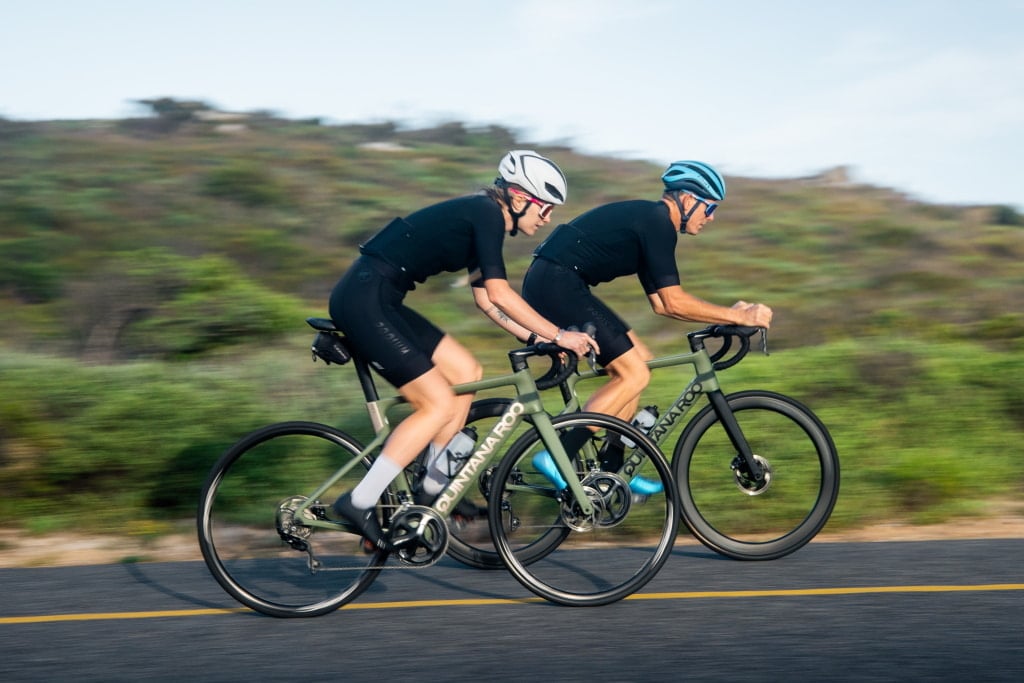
xmin=732 ymin=301 xmax=773 ymax=329
xmin=559 ymin=329 xmax=600 ymax=358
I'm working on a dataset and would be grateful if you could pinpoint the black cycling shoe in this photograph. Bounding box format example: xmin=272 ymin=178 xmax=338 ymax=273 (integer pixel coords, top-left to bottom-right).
xmin=332 ymin=492 xmax=390 ymax=552
xmin=599 ymin=436 xmax=625 ymax=472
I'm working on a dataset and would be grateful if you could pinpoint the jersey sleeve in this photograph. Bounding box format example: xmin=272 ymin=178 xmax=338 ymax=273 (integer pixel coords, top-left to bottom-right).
xmin=637 ymin=209 xmax=681 ymax=294
xmin=471 ymin=203 xmax=508 ymax=282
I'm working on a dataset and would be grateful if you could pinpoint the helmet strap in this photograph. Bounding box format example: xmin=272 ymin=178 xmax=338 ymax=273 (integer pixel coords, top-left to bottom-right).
xmin=672 ymin=191 xmax=701 ymax=229
xmin=497 ymin=179 xmax=527 ymax=236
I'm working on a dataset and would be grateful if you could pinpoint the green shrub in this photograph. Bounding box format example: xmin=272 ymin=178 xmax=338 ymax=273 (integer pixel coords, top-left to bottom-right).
xmin=202 ymin=162 xmax=289 ymax=208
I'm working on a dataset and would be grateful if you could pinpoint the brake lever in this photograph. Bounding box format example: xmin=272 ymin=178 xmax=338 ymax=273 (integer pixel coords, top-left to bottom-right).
xmin=582 ymin=322 xmax=598 ymax=372
xmin=760 ymin=328 xmax=770 ymax=356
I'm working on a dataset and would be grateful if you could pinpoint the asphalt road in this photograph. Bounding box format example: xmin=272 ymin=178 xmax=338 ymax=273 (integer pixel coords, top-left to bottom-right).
xmin=2 ymin=538 xmax=1023 ymax=682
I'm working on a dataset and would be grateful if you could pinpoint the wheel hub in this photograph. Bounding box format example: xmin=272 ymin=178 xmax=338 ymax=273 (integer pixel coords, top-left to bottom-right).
xmin=275 ymin=495 xmax=316 ymax=551
xmin=560 ymin=485 xmax=608 ymax=532
xmin=732 ymin=454 xmax=773 ymax=496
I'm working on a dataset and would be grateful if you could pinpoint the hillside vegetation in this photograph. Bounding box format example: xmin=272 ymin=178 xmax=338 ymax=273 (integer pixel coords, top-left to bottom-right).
xmin=1 ymin=100 xmax=1022 ymax=540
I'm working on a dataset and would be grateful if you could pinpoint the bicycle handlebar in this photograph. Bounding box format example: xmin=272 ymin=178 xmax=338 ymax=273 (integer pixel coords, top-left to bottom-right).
xmin=510 ymin=322 xmax=596 ymax=390
xmin=687 ymin=324 xmax=767 ymax=371
xmin=509 ymin=341 xmax=579 ymax=390
xmin=535 ymin=343 xmax=580 ymax=390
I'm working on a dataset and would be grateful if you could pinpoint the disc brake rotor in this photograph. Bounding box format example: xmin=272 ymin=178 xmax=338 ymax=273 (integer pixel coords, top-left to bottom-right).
xmin=560 ymin=485 xmax=607 ymax=532
xmin=733 ymin=454 xmax=773 ymax=496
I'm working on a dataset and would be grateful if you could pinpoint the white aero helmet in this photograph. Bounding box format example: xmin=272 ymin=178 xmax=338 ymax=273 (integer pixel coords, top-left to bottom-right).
xmin=497 ymin=150 xmax=567 ymax=205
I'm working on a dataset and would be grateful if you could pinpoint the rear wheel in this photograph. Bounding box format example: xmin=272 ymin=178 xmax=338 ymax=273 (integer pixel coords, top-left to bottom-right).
xmin=197 ymin=421 xmax=389 ymax=617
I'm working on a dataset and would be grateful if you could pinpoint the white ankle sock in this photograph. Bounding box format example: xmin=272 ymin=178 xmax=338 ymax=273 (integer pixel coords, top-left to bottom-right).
xmin=421 ymin=443 xmax=447 ymax=495
xmin=350 ymin=455 xmax=402 ymax=509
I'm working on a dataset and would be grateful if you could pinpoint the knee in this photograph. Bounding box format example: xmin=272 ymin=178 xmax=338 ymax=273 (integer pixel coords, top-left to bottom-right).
xmin=415 ymin=392 xmax=460 ymax=428
xmin=639 ymin=361 xmax=652 ymax=384
xmin=627 ymin=363 xmax=651 ymax=391
xmin=455 ymin=358 xmax=483 ymax=385
xmin=608 ymin=357 xmax=650 ymax=392
xmin=470 ymin=358 xmax=484 ymax=383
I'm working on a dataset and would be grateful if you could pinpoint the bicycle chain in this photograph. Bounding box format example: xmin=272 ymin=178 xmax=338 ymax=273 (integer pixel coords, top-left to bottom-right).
xmin=295 ymin=502 xmax=454 ymax=572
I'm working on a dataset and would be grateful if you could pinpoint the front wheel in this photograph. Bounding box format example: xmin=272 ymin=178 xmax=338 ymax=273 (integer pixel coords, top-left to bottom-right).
xmin=197 ymin=421 xmax=389 ymax=617
xmin=673 ymin=391 xmax=840 ymax=560
xmin=489 ymin=412 xmax=679 ymax=606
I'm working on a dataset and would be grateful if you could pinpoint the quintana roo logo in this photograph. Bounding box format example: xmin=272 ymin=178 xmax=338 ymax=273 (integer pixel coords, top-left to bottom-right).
xmin=435 ymin=402 xmax=526 ymax=513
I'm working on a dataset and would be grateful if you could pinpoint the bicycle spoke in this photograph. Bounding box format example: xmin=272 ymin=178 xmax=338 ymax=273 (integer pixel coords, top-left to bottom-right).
xmin=198 ymin=422 xmax=387 ymax=617
xmin=490 ymin=413 xmax=678 ymax=606
xmin=674 ymin=392 xmax=839 ymax=560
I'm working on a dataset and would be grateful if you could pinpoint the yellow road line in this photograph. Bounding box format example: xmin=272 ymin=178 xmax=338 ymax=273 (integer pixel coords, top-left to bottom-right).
xmin=3 ymin=584 xmax=1022 ymax=624
xmin=629 ymin=583 xmax=1024 ymax=600
xmin=1 ymin=607 xmax=249 ymax=623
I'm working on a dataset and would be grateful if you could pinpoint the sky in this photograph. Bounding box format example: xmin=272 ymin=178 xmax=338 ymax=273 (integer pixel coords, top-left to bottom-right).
xmin=2 ymin=1 xmax=1023 ymax=210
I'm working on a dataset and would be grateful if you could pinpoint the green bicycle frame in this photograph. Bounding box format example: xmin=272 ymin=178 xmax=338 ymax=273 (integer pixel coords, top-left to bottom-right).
xmin=296 ymin=351 xmax=597 ymax=532
xmin=557 ymin=344 xmax=764 ymax=481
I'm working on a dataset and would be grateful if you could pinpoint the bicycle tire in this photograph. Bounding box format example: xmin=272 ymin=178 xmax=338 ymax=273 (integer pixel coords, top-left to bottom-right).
xmin=197 ymin=421 xmax=389 ymax=617
xmin=444 ymin=398 xmax=574 ymax=569
xmin=489 ymin=412 xmax=679 ymax=606
xmin=672 ymin=391 xmax=839 ymax=560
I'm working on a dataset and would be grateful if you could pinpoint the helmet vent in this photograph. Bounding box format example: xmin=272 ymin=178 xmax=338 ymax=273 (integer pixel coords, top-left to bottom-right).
xmin=544 ymin=182 xmax=565 ymax=203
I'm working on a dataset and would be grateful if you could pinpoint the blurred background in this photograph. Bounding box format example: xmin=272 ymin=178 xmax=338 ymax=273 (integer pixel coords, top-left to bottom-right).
xmin=1 ymin=1 xmax=1022 ymax=549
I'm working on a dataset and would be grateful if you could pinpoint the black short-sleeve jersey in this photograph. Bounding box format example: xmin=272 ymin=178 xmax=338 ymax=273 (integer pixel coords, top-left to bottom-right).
xmin=533 ymin=200 xmax=679 ymax=294
xmin=359 ymin=194 xmax=508 ymax=286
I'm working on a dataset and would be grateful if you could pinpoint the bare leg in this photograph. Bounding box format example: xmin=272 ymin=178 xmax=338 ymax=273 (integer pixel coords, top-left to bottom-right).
xmin=427 ymin=334 xmax=483 ymax=447
xmin=582 ymin=331 xmax=653 ymax=420
xmin=349 ymin=336 xmax=480 ymax=504
xmin=336 ymin=364 xmax=463 ymax=546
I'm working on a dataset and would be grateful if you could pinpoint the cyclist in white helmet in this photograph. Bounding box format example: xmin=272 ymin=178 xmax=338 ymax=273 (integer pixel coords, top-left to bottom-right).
xmin=329 ymin=150 xmax=598 ymax=549
xmin=522 ymin=160 xmax=771 ymax=490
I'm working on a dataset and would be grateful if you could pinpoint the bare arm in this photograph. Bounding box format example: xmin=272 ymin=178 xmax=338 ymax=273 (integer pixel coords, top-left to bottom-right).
xmin=473 ymin=277 xmax=599 ymax=356
xmin=472 ymin=285 xmax=535 ymax=342
xmin=648 ymin=285 xmax=773 ymax=328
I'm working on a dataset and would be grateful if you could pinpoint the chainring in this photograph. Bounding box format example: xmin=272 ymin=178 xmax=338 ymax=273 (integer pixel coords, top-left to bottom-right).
xmin=389 ymin=505 xmax=450 ymax=567
xmin=582 ymin=472 xmax=632 ymax=527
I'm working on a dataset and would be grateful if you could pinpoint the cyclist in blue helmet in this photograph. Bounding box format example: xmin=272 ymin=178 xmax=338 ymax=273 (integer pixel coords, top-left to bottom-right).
xmin=520 ymin=160 xmax=771 ymax=485
xmin=328 ymin=151 xmax=597 ymax=550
